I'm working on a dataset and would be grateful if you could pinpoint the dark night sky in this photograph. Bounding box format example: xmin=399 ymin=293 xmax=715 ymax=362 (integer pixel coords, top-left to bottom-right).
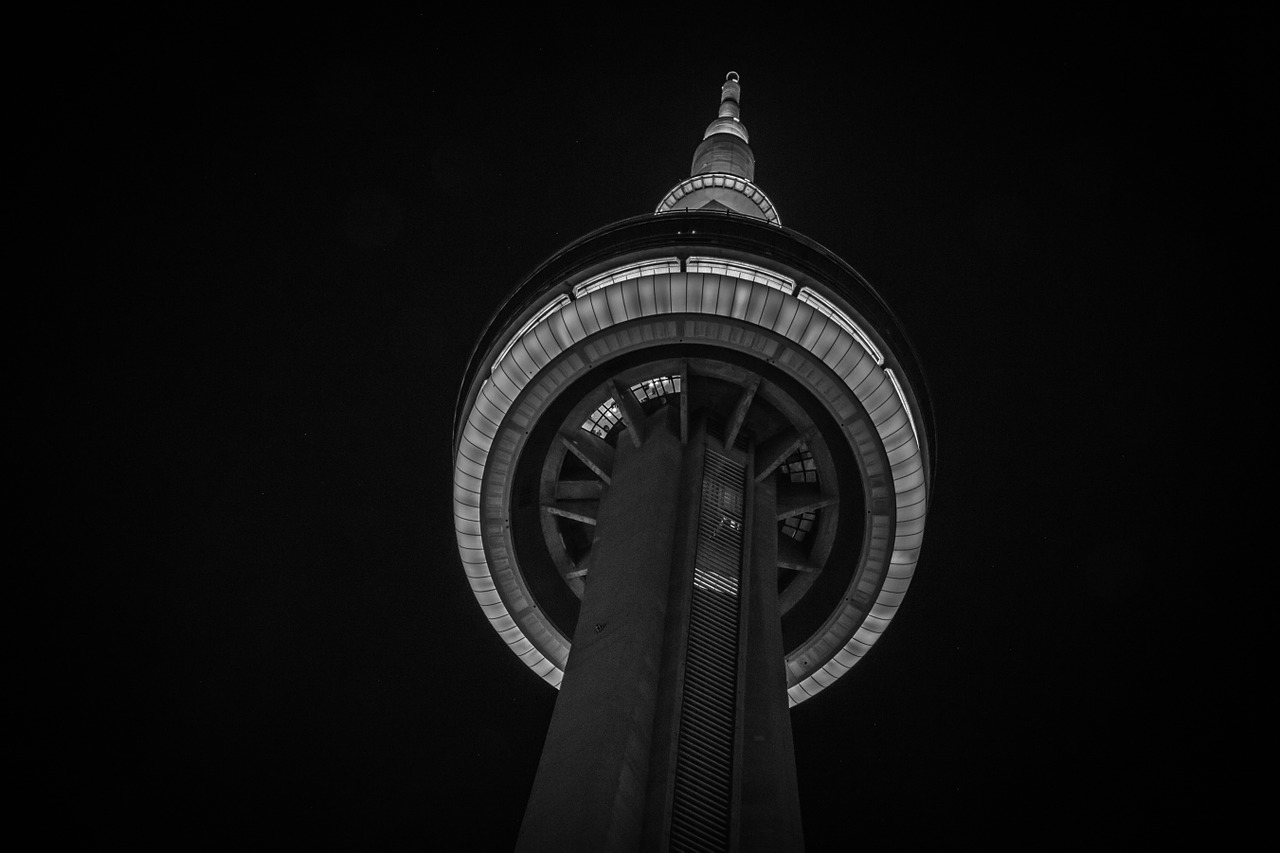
xmin=32 ymin=11 xmax=1270 ymax=848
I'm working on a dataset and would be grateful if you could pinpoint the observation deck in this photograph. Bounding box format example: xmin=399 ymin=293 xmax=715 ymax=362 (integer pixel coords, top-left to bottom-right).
xmin=452 ymin=211 xmax=933 ymax=707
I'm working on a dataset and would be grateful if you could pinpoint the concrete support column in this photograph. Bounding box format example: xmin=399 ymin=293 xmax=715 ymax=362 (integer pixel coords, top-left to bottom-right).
xmin=517 ymin=410 xmax=685 ymax=853
xmin=736 ymin=473 xmax=805 ymax=852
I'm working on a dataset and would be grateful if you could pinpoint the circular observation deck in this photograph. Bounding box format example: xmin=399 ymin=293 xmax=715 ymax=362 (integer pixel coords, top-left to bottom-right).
xmin=453 ymin=212 xmax=933 ymax=706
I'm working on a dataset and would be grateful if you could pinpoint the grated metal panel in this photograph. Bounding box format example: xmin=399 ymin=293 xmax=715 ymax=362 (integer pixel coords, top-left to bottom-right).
xmin=670 ymin=448 xmax=745 ymax=852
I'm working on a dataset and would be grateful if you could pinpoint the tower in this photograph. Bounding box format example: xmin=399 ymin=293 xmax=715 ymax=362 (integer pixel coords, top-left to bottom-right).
xmin=451 ymin=73 xmax=933 ymax=852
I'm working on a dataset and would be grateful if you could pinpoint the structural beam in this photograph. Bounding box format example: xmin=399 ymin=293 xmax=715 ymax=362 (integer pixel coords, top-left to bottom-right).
xmin=543 ymin=501 xmax=599 ymax=525
xmin=723 ymin=376 xmax=760 ymax=450
xmin=560 ymin=430 xmax=615 ymax=484
xmin=566 ymin=550 xmax=592 ymax=580
xmin=556 ymin=479 xmax=605 ymax=500
xmin=754 ymin=426 xmax=813 ymax=482
xmin=609 ymin=378 xmax=647 ymax=449
xmin=775 ymin=483 xmax=837 ymax=520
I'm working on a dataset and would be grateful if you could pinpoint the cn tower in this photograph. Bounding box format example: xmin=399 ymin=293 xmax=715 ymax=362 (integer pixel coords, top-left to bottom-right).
xmin=452 ymin=73 xmax=934 ymax=852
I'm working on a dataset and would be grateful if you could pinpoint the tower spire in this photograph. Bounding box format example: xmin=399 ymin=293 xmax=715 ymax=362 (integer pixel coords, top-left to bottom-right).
xmin=655 ymin=72 xmax=780 ymax=224
xmin=704 ymin=71 xmax=748 ymax=144
xmin=692 ymin=71 xmax=753 ymax=181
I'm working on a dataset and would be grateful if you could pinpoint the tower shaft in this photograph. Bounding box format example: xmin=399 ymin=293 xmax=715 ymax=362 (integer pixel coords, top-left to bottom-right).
xmin=516 ymin=412 xmax=803 ymax=853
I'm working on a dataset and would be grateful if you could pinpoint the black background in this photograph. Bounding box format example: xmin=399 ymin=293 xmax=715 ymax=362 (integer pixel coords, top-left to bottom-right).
xmin=32 ymin=10 xmax=1269 ymax=848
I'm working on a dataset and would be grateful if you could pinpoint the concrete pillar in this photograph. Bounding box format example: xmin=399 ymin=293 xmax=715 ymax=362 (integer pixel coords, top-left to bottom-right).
xmin=736 ymin=473 xmax=805 ymax=852
xmin=517 ymin=410 xmax=684 ymax=853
